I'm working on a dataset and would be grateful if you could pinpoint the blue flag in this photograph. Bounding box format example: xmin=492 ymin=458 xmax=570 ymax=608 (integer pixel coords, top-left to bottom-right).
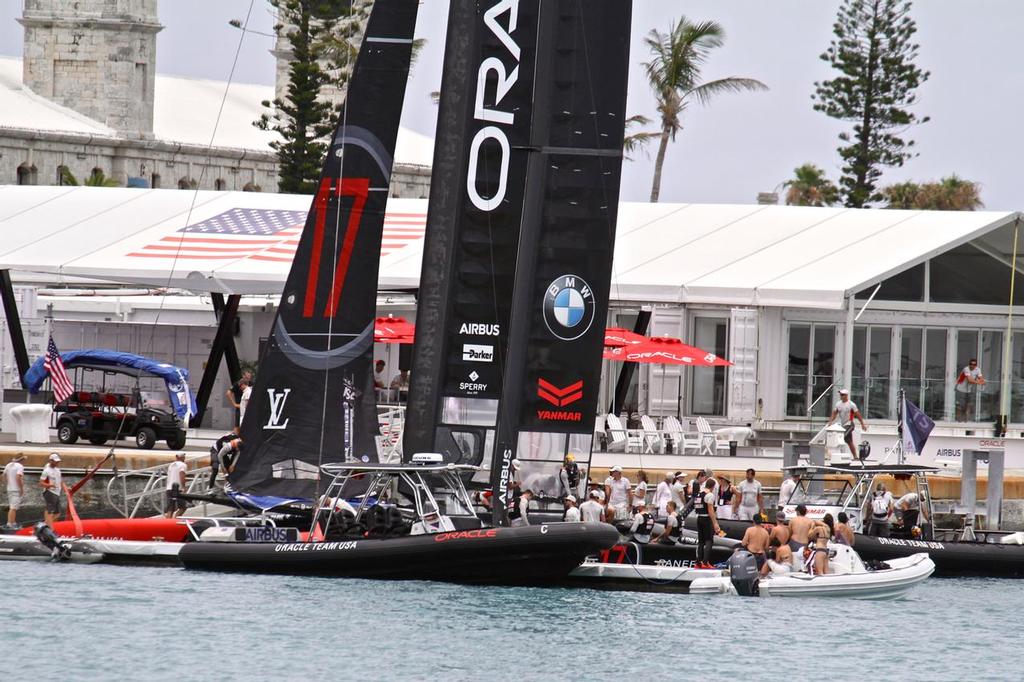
xmin=902 ymin=395 xmax=935 ymax=456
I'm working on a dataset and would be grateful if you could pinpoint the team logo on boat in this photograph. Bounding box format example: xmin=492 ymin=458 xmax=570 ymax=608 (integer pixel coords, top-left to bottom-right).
xmin=462 ymin=344 xmax=494 ymax=362
xmin=264 ymin=388 xmax=291 ymax=430
xmin=537 ymin=379 xmax=583 ymax=407
xmin=542 ymin=275 xmax=595 ymax=341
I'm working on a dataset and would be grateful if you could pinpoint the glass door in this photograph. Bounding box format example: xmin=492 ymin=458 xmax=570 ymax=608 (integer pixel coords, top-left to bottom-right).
xmin=852 ymin=326 xmax=893 ymax=419
xmin=690 ymin=317 xmax=727 ymax=416
xmin=786 ymin=323 xmax=835 ymax=418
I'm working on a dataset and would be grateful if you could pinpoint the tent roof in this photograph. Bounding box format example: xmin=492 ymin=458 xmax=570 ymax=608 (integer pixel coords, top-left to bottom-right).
xmin=0 ymin=185 xmax=1017 ymax=308
xmin=0 ymin=56 xmax=433 ymax=165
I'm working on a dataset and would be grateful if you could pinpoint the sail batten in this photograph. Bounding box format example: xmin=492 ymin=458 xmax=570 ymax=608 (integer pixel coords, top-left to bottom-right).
xmin=229 ymin=1 xmax=419 ymax=500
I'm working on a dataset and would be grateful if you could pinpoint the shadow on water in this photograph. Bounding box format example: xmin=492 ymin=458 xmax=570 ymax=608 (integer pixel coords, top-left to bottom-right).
xmin=2 ymin=562 xmax=1021 ymax=681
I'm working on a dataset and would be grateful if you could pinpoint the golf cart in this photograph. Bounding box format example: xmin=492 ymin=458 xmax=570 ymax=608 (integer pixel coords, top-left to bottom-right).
xmin=24 ymin=350 xmax=197 ymax=450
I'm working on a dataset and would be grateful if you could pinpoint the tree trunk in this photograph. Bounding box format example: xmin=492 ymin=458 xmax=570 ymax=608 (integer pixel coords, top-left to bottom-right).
xmin=650 ymin=125 xmax=671 ymax=203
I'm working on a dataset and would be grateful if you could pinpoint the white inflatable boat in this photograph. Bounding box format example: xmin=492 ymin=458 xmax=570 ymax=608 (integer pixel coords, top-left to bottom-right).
xmin=689 ymin=544 xmax=934 ymax=599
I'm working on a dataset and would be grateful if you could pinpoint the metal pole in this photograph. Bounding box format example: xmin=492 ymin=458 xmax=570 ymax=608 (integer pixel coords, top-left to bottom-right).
xmin=999 ymin=219 xmax=1019 ymax=436
xmin=192 ymin=294 xmax=240 ymax=427
xmin=0 ymin=270 xmax=31 ymax=385
xmin=843 ymin=294 xmax=855 ymax=395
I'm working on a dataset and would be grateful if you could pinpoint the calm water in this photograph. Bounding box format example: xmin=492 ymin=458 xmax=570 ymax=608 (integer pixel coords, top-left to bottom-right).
xmin=1 ymin=561 xmax=1022 ymax=681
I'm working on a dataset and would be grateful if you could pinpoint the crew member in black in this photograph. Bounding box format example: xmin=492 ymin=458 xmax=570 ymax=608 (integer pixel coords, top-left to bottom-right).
xmin=654 ymin=501 xmax=682 ymax=545
xmin=694 ymin=478 xmax=721 ymax=569
xmin=559 ymin=454 xmax=580 ymax=498
xmin=629 ymin=499 xmax=656 ymax=543
xmin=209 ymin=433 xmax=241 ymax=490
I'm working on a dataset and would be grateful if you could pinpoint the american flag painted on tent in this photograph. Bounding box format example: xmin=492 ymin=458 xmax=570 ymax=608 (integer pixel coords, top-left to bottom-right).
xmin=125 ymin=207 xmax=426 ymax=261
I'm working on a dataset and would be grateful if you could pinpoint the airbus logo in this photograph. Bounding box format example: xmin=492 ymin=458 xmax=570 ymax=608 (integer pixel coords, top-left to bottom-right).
xmin=459 ymin=323 xmax=500 ymax=336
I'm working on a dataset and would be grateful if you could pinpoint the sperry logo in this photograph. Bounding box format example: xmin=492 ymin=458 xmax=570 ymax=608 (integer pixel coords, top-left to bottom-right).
xmin=264 ymin=389 xmax=291 ymax=430
xmin=537 ymin=379 xmax=583 ymax=407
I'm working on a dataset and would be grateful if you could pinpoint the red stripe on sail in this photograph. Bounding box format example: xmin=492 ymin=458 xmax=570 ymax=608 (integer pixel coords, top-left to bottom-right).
xmin=304 ymin=178 xmax=333 ymax=318
xmin=324 ymin=177 xmax=370 ymax=318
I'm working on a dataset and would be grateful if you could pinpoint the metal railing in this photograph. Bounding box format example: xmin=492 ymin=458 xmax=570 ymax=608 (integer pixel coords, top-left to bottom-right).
xmin=105 ymin=455 xmax=212 ymax=518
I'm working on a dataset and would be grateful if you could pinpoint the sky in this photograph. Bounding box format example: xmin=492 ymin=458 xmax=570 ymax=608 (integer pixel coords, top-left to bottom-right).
xmin=1 ymin=0 xmax=1021 ymax=210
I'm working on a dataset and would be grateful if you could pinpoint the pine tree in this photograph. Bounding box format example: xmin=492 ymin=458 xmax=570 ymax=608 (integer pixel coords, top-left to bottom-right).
xmin=812 ymin=0 xmax=930 ymax=208
xmin=256 ymin=0 xmax=352 ymax=194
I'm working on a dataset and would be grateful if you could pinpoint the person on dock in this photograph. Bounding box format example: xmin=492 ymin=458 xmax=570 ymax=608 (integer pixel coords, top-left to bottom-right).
xmin=740 ymin=519 xmax=770 ymax=570
xmin=762 ymin=537 xmax=793 ymax=576
xmin=40 ymin=453 xmax=62 ymax=527
xmin=604 ymin=465 xmax=632 ymax=521
xmin=655 ymin=501 xmax=682 ymax=545
xmin=788 ymin=504 xmax=813 ymax=553
xmin=769 ymin=510 xmax=791 ymax=548
xmin=4 ymin=455 xmax=26 ymax=527
xmin=563 ymin=495 xmax=580 ymax=522
xmin=165 ymin=452 xmax=188 ymax=519
xmin=867 ymin=483 xmax=894 ymax=537
xmin=733 ymin=468 xmax=764 ymax=521
xmin=778 ymin=471 xmax=801 ymax=508
xmin=580 ymin=490 xmax=605 ymax=523
xmin=826 ymin=389 xmax=868 ymax=460
xmin=629 ymin=499 xmax=655 ymax=543
xmin=238 ymin=379 xmax=253 ymax=427
xmin=510 ymin=489 xmax=533 ymax=527
xmin=834 ymin=511 xmax=855 ymax=546
xmin=955 ymin=358 xmax=985 ymax=421
xmin=694 ymin=479 xmax=721 ymax=569
xmin=652 ymin=472 xmax=673 ymax=517
xmin=225 ymin=370 xmax=254 ymax=433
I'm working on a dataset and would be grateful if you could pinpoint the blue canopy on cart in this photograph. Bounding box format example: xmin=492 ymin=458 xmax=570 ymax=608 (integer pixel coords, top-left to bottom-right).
xmin=24 ymin=349 xmax=198 ymax=422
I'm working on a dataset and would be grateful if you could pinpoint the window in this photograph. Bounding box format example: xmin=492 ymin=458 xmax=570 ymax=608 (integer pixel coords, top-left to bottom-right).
xmin=214 ymin=178 xmax=227 ymax=191
xmin=56 ymin=165 xmax=70 ymax=185
xmin=151 ymin=173 xmax=161 ymax=189
xmin=931 ymin=244 xmax=1019 ymax=305
xmin=900 ymin=328 xmax=947 ymax=420
xmin=691 ymin=317 xmax=728 ymax=416
xmin=855 ymin=263 xmax=925 ymax=302
xmin=178 ymin=177 xmax=196 ymax=190
xmin=16 ymin=164 xmax=36 ymax=185
xmin=90 ymin=167 xmax=103 ymax=183
xmin=852 ymin=326 xmax=893 ymax=419
xmin=955 ymin=330 xmax=1002 ymax=422
xmin=786 ymin=323 xmax=835 ymax=418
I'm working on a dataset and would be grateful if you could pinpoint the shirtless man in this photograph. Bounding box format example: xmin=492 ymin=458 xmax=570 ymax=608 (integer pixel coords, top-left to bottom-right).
xmin=769 ymin=510 xmax=791 ymax=547
xmin=788 ymin=504 xmax=814 ymax=553
xmin=762 ymin=537 xmax=793 ymax=576
xmin=740 ymin=521 xmax=771 ymax=571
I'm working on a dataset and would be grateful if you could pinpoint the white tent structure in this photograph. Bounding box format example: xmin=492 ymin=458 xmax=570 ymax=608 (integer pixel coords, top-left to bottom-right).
xmin=1 ymin=185 xmax=1018 ymax=309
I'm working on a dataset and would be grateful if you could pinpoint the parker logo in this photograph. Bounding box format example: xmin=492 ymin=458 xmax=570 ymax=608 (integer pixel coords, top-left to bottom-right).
xmin=264 ymin=388 xmax=291 ymax=430
xmin=537 ymin=378 xmax=583 ymax=407
xmin=462 ymin=344 xmax=494 ymax=362
xmin=459 ymin=322 xmax=500 ymax=336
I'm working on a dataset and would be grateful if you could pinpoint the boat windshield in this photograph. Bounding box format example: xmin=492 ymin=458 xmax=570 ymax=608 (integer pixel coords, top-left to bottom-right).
xmin=787 ymin=478 xmax=853 ymax=507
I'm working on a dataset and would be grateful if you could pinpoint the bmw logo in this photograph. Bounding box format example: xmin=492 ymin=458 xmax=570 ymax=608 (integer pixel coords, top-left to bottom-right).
xmin=543 ymin=274 xmax=596 ymax=341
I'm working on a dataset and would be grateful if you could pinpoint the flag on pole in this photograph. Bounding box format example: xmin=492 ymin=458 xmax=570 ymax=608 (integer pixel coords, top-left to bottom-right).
xmin=43 ymin=337 xmax=74 ymax=404
xmin=901 ymin=394 xmax=935 ymax=456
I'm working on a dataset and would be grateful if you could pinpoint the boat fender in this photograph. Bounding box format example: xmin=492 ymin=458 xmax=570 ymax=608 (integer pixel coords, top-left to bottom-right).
xmin=727 ymin=549 xmax=759 ymax=597
xmin=1000 ymin=531 xmax=1024 ymax=545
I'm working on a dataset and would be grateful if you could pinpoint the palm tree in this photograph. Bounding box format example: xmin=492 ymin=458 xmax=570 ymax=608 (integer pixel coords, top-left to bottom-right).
xmin=882 ymin=175 xmax=983 ymax=211
xmin=60 ymin=167 xmax=120 ymax=187
xmin=622 ymin=114 xmax=659 ymax=161
xmin=783 ymin=164 xmax=840 ymax=207
xmin=643 ymin=17 xmax=767 ymax=202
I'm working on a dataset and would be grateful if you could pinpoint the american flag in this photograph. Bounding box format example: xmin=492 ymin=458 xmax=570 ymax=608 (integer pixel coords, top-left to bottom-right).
xmin=126 ymin=207 xmax=426 ymax=261
xmin=44 ymin=337 xmax=74 ymax=404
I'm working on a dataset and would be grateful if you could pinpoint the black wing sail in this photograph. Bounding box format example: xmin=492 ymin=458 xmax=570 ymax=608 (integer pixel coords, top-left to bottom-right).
xmin=490 ymin=0 xmax=633 ymax=524
xmin=404 ymin=0 xmax=541 ymax=468
xmin=230 ymin=0 xmax=419 ymax=501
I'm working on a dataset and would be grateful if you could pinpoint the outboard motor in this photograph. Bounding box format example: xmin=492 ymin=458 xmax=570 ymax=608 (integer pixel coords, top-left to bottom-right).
xmin=33 ymin=522 xmax=71 ymax=561
xmin=727 ymin=549 xmax=760 ymax=597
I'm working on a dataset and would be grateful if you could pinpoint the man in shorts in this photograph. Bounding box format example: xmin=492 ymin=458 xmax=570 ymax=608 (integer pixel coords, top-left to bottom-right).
xmin=733 ymin=468 xmax=763 ymax=521
xmin=604 ymin=465 xmax=633 ymax=520
xmin=40 ymin=453 xmax=63 ymax=527
xmin=165 ymin=452 xmax=188 ymax=518
xmin=827 ymin=389 xmax=868 ymax=459
xmin=3 ymin=455 xmax=26 ymax=526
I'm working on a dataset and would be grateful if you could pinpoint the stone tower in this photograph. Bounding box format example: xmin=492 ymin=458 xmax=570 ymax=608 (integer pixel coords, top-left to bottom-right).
xmin=19 ymin=0 xmax=163 ymax=138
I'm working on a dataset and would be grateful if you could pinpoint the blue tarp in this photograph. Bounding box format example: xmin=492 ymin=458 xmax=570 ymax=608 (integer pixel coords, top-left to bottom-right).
xmin=24 ymin=349 xmax=198 ymax=422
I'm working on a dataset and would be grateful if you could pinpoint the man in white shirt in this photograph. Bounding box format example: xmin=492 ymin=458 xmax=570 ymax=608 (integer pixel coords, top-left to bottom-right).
xmin=778 ymin=471 xmax=801 ymax=509
xmin=563 ymin=495 xmax=581 ymax=522
xmin=628 ymin=499 xmax=655 ymax=543
xmin=604 ymin=465 xmax=632 ymax=520
xmin=390 ymin=370 xmax=410 ymax=392
xmin=238 ymin=380 xmax=253 ymax=427
xmin=373 ymin=359 xmax=387 ymax=389
xmin=652 ymin=472 xmax=673 ymax=517
xmin=164 ymin=452 xmax=188 ymax=518
xmin=580 ymin=490 xmax=605 ymax=523
xmin=896 ymin=491 xmax=925 ymax=531
xmin=510 ymin=489 xmax=533 ymax=527
xmin=827 ymin=389 xmax=868 ymax=459
xmin=733 ymin=468 xmax=764 ymax=521
xmin=3 ymin=455 xmax=26 ymax=526
xmin=955 ymin=358 xmax=985 ymax=421
xmin=40 ymin=453 xmax=63 ymax=527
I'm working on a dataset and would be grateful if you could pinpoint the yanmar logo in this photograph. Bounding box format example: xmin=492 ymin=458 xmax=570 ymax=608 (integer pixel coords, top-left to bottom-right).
xmin=537 ymin=379 xmax=582 ymax=407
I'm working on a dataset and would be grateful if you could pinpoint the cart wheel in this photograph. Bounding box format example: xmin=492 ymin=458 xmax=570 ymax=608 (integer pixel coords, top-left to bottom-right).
xmin=136 ymin=426 xmax=157 ymax=450
xmin=166 ymin=431 xmax=187 ymax=450
xmin=88 ymin=436 xmax=108 ymax=446
xmin=57 ymin=421 xmax=78 ymax=444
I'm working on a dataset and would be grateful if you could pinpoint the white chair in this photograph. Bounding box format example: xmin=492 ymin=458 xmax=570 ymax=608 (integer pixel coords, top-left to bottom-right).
xmin=605 ymin=413 xmax=642 ymax=453
xmin=663 ymin=416 xmax=699 ymax=454
xmin=639 ymin=415 xmax=663 ymax=454
xmin=695 ymin=416 xmax=729 ymax=457
xmin=11 ymin=404 xmax=51 ymax=443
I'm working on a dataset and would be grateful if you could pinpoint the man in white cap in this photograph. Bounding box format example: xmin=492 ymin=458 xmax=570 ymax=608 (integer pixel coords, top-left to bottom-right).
xmin=827 ymin=388 xmax=868 ymax=459
xmin=580 ymin=489 xmax=605 ymax=523
xmin=165 ymin=452 xmax=188 ymax=518
xmin=3 ymin=455 xmax=26 ymax=527
xmin=40 ymin=453 xmax=62 ymax=527
xmin=563 ymin=495 xmax=580 ymax=522
xmin=604 ymin=465 xmax=632 ymax=521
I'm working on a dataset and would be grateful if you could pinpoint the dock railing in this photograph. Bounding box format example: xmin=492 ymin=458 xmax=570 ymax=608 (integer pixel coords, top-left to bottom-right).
xmin=106 ymin=455 xmax=212 ymax=518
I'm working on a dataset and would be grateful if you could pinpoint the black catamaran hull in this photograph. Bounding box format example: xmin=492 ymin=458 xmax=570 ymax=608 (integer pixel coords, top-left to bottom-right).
xmin=853 ymin=535 xmax=1024 ymax=578
xmin=178 ymin=522 xmax=618 ymax=584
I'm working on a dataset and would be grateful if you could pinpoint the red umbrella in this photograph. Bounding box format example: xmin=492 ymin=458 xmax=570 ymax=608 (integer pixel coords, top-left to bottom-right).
xmin=602 ymin=336 xmax=731 ymax=366
xmin=604 ymin=327 xmax=647 ymax=348
xmin=374 ymin=316 xmax=415 ymax=344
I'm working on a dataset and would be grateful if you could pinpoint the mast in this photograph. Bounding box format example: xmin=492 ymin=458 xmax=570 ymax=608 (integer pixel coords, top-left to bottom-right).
xmin=489 ymin=0 xmax=633 ymax=525
xmin=229 ymin=0 xmax=419 ymax=500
